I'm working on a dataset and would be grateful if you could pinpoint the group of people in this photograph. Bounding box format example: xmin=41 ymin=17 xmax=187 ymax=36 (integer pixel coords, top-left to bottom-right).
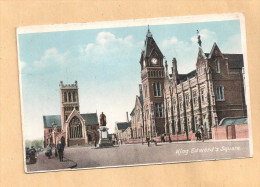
xmin=45 ymin=141 xmax=65 ymax=162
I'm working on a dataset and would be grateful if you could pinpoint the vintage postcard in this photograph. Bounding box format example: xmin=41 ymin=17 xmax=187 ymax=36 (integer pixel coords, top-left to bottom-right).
xmin=17 ymin=13 xmax=252 ymax=173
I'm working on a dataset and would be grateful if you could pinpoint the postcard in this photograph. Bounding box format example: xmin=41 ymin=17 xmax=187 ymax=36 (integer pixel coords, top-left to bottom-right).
xmin=17 ymin=13 xmax=252 ymax=173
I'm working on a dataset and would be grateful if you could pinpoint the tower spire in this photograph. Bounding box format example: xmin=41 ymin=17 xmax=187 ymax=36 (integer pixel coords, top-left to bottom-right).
xmin=146 ymin=25 xmax=152 ymax=37
xmin=197 ymin=30 xmax=202 ymax=47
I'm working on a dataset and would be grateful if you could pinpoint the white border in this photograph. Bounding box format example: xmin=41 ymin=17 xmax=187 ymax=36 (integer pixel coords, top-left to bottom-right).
xmin=16 ymin=12 xmax=253 ymax=173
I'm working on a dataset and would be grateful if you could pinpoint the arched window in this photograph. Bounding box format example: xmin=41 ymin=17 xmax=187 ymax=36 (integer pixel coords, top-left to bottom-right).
xmin=64 ymin=92 xmax=67 ymax=102
xmin=73 ymin=92 xmax=76 ymax=102
xmin=68 ymin=92 xmax=71 ymax=102
xmin=69 ymin=116 xmax=82 ymax=139
xmin=137 ymin=109 xmax=141 ymax=122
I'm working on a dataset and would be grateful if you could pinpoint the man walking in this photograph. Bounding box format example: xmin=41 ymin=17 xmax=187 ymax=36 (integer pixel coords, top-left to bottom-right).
xmin=57 ymin=141 xmax=64 ymax=162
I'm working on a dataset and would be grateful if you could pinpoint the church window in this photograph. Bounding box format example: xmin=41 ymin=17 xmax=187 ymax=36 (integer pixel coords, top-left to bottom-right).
xmin=216 ymin=86 xmax=225 ymax=101
xmin=137 ymin=109 xmax=141 ymax=122
xmin=69 ymin=116 xmax=82 ymax=139
xmin=64 ymin=92 xmax=67 ymax=102
xmin=193 ymin=90 xmax=197 ymax=106
xmin=68 ymin=92 xmax=71 ymax=102
xmin=158 ymin=71 xmax=161 ymax=77
xmin=216 ymin=60 xmax=220 ymax=73
xmin=155 ymin=103 xmax=163 ymax=118
xmin=153 ymin=82 xmax=162 ymax=97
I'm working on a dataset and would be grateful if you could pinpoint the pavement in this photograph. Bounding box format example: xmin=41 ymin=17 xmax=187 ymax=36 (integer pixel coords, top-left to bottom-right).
xmin=26 ymin=139 xmax=251 ymax=173
xmin=26 ymin=151 xmax=77 ymax=173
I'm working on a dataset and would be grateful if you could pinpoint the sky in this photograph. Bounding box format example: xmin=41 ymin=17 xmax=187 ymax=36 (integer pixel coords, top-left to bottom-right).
xmin=18 ymin=19 xmax=242 ymax=140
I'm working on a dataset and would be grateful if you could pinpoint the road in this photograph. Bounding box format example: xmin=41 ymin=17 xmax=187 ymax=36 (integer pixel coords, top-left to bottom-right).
xmin=27 ymin=139 xmax=251 ymax=172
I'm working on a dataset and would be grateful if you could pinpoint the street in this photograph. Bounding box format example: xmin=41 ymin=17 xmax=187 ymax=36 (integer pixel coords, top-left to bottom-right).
xmin=27 ymin=139 xmax=250 ymax=172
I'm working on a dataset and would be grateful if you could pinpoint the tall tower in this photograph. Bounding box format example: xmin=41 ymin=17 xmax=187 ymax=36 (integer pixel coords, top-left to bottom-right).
xmin=140 ymin=27 xmax=165 ymax=137
xmin=59 ymin=81 xmax=80 ymax=129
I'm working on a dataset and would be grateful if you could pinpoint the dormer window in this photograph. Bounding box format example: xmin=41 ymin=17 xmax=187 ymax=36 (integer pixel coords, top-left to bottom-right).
xmin=216 ymin=60 xmax=220 ymax=73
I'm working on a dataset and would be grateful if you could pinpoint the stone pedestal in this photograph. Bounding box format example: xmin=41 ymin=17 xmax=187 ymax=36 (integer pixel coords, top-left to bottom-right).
xmin=98 ymin=126 xmax=113 ymax=147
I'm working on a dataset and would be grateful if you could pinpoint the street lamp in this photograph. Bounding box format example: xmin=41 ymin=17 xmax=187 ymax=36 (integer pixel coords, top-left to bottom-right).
xmin=52 ymin=121 xmax=57 ymax=157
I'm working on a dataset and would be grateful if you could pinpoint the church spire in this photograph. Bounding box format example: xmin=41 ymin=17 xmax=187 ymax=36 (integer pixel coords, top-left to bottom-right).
xmin=197 ymin=29 xmax=202 ymax=47
xmin=146 ymin=25 xmax=152 ymax=37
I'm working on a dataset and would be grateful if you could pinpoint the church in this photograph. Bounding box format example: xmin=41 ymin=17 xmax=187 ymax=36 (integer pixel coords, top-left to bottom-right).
xmin=43 ymin=81 xmax=99 ymax=147
xmin=130 ymin=28 xmax=247 ymax=140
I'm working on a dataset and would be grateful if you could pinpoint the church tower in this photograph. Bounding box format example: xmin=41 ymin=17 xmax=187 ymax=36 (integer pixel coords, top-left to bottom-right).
xmin=140 ymin=27 xmax=165 ymax=137
xmin=59 ymin=81 xmax=80 ymax=128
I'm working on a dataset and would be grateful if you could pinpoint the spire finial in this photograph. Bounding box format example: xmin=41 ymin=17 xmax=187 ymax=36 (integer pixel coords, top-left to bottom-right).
xmin=146 ymin=25 xmax=152 ymax=37
xmin=148 ymin=24 xmax=150 ymax=33
xmin=197 ymin=29 xmax=202 ymax=47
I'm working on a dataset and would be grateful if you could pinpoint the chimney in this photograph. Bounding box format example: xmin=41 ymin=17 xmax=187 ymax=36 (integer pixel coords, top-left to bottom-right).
xmin=126 ymin=112 xmax=129 ymax=122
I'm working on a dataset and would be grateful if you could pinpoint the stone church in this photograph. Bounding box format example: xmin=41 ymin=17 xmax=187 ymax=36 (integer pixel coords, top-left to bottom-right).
xmin=43 ymin=81 xmax=99 ymax=147
xmin=130 ymin=28 xmax=247 ymax=140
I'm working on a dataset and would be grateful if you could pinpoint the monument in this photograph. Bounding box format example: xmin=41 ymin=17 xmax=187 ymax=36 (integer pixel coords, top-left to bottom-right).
xmin=98 ymin=112 xmax=113 ymax=147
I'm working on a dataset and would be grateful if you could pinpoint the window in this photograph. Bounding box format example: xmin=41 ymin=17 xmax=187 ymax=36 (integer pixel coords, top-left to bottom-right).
xmin=216 ymin=86 xmax=225 ymax=100
xmin=201 ymin=89 xmax=205 ymax=103
xmin=155 ymin=103 xmax=163 ymax=117
xmin=193 ymin=90 xmax=197 ymax=106
xmin=194 ymin=116 xmax=198 ymax=130
xmin=153 ymin=82 xmax=162 ymax=97
xmin=144 ymin=85 xmax=148 ymax=98
xmin=185 ymin=93 xmax=189 ymax=107
xmin=64 ymin=92 xmax=67 ymax=102
xmin=173 ymin=98 xmax=176 ymax=110
xmin=73 ymin=92 xmax=76 ymax=102
xmin=137 ymin=109 xmax=141 ymax=122
xmin=216 ymin=60 xmax=220 ymax=73
xmin=48 ymin=129 xmax=52 ymax=133
xmin=68 ymin=92 xmax=71 ymax=102
xmin=179 ymin=96 xmax=182 ymax=111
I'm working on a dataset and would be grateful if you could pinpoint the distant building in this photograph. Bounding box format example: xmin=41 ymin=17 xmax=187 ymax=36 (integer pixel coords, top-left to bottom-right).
xmin=115 ymin=121 xmax=131 ymax=140
xmin=43 ymin=81 xmax=99 ymax=147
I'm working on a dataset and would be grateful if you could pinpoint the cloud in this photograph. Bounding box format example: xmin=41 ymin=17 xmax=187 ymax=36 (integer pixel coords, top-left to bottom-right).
xmin=85 ymin=32 xmax=136 ymax=62
xmin=161 ymin=37 xmax=178 ymax=48
xmin=221 ymin=34 xmax=242 ymax=54
xmin=34 ymin=48 xmax=70 ymax=68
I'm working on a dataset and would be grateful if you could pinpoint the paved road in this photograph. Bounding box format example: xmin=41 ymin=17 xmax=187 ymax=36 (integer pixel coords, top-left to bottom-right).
xmin=27 ymin=139 xmax=251 ymax=172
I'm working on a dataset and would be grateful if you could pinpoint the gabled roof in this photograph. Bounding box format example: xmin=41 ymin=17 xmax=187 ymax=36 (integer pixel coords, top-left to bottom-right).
xmin=43 ymin=113 xmax=99 ymax=128
xmin=130 ymin=108 xmax=135 ymax=116
xmin=81 ymin=113 xmax=99 ymax=125
xmin=178 ymin=70 xmax=197 ymax=82
xmin=116 ymin=122 xmax=131 ymax=131
xmin=205 ymin=53 xmax=244 ymax=69
xmin=137 ymin=95 xmax=144 ymax=107
xmin=207 ymin=42 xmax=224 ymax=59
xmin=141 ymin=29 xmax=163 ymax=60
xmin=43 ymin=115 xmax=62 ymax=128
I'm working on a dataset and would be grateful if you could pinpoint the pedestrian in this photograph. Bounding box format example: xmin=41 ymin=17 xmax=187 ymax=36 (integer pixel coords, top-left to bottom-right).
xmin=200 ymin=126 xmax=205 ymax=142
xmin=57 ymin=141 xmax=64 ymax=162
xmin=146 ymin=137 xmax=150 ymax=147
xmin=46 ymin=144 xmax=52 ymax=159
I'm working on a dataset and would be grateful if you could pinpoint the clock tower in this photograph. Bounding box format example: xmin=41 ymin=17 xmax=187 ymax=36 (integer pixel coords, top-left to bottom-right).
xmin=140 ymin=27 xmax=165 ymax=138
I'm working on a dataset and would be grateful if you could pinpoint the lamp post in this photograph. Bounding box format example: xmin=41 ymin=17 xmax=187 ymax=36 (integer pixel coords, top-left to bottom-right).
xmin=52 ymin=121 xmax=57 ymax=157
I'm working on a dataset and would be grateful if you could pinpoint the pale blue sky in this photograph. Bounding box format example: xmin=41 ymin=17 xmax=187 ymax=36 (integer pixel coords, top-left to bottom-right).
xmin=18 ymin=20 xmax=242 ymax=140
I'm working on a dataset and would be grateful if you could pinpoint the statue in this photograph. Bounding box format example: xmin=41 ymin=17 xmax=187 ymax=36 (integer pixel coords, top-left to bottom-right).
xmin=99 ymin=112 xmax=107 ymax=126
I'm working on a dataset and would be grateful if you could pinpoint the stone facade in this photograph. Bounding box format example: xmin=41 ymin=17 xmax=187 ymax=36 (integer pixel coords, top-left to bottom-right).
xmin=43 ymin=81 xmax=99 ymax=147
xmin=130 ymin=28 xmax=247 ymax=140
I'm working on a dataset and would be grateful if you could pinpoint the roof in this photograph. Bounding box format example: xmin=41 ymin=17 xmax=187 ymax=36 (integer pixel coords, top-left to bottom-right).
xmin=43 ymin=113 xmax=98 ymax=128
xmin=130 ymin=108 xmax=135 ymax=116
xmin=219 ymin=117 xmax=247 ymax=126
xmin=178 ymin=70 xmax=197 ymax=82
xmin=81 ymin=113 xmax=99 ymax=125
xmin=43 ymin=115 xmax=62 ymax=128
xmin=138 ymin=95 xmax=144 ymax=106
xmin=116 ymin=122 xmax=131 ymax=131
xmin=205 ymin=53 xmax=244 ymax=69
xmin=141 ymin=29 xmax=163 ymax=61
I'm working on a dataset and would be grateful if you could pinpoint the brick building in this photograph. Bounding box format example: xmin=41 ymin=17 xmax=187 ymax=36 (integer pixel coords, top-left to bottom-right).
xmin=43 ymin=81 xmax=99 ymax=147
xmin=115 ymin=121 xmax=131 ymax=141
xmin=130 ymin=28 xmax=247 ymax=140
